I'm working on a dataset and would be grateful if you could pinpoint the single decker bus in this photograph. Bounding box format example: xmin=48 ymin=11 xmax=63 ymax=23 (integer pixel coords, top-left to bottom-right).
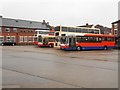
xmin=60 ymin=33 xmax=115 ymax=51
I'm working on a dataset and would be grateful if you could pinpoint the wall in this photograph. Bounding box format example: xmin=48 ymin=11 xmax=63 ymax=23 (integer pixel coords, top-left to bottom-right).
xmin=1 ymin=26 xmax=35 ymax=45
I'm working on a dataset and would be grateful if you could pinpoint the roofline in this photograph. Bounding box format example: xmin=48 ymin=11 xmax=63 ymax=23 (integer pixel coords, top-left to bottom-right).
xmin=112 ymin=20 xmax=120 ymax=24
xmin=55 ymin=25 xmax=100 ymax=30
xmin=2 ymin=17 xmax=43 ymax=23
xmin=1 ymin=26 xmax=49 ymax=30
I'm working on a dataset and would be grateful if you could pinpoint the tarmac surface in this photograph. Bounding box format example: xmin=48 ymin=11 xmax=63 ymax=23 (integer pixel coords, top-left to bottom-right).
xmin=1 ymin=46 xmax=118 ymax=88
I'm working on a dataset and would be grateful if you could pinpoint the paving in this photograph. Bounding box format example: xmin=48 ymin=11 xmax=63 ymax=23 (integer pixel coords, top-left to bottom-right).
xmin=1 ymin=46 xmax=118 ymax=88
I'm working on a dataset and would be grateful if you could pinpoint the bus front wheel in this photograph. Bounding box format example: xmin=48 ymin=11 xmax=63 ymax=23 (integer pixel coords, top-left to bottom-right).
xmin=12 ymin=43 xmax=15 ymax=46
xmin=77 ymin=46 xmax=82 ymax=51
xmin=49 ymin=44 xmax=53 ymax=48
xmin=104 ymin=46 xmax=107 ymax=50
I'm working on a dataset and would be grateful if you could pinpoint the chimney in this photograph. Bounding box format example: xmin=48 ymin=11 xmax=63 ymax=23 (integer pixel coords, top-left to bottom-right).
xmin=47 ymin=22 xmax=49 ymax=25
xmin=43 ymin=20 xmax=46 ymax=24
xmin=86 ymin=23 xmax=89 ymax=26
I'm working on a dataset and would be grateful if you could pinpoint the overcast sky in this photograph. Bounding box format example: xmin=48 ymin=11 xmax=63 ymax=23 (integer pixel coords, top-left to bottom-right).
xmin=0 ymin=0 xmax=119 ymax=28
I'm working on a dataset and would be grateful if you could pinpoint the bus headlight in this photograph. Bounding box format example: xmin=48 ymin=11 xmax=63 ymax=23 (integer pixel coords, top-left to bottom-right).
xmin=60 ymin=44 xmax=65 ymax=46
xmin=66 ymin=44 xmax=69 ymax=46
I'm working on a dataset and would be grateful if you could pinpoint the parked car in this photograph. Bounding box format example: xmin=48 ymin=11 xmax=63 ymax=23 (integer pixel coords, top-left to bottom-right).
xmin=1 ymin=41 xmax=16 ymax=46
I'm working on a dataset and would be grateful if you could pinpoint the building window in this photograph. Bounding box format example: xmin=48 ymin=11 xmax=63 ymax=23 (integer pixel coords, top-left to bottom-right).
xmin=13 ymin=28 xmax=17 ymax=32
xmin=24 ymin=29 xmax=26 ymax=33
xmin=5 ymin=28 xmax=10 ymax=32
xmin=11 ymin=36 xmax=16 ymax=42
xmin=28 ymin=30 xmax=31 ymax=33
xmin=114 ymin=29 xmax=118 ymax=35
xmin=28 ymin=36 xmax=33 ymax=42
xmin=6 ymin=36 xmax=10 ymax=42
xmin=24 ymin=36 xmax=27 ymax=42
xmin=33 ymin=36 xmax=34 ymax=42
xmin=31 ymin=30 xmax=33 ymax=33
xmin=0 ymin=27 xmax=2 ymax=33
xmin=20 ymin=29 xmax=23 ymax=32
xmin=20 ymin=36 xmax=23 ymax=42
xmin=0 ymin=36 xmax=4 ymax=42
xmin=114 ymin=24 xmax=118 ymax=29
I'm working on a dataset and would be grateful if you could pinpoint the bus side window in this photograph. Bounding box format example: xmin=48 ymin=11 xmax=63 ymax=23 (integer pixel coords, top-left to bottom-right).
xmin=76 ymin=37 xmax=81 ymax=42
xmin=107 ymin=37 xmax=114 ymax=41
xmin=98 ymin=37 xmax=102 ymax=42
xmin=55 ymin=32 xmax=59 ymax=36
xmin=102 ymin=37 xmax=107 ymax=41
xmin=94 ymin=37 xmax=98 ymax=42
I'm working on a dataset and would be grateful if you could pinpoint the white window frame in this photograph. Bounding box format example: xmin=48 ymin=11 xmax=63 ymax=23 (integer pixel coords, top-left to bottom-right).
xmin=28 ymin=36 xmax=33 ymax=42
xmin=0 ymin=36 xmax=4 ymax=42
xmin=23 ymin=29 xmax=26 ymax=33
xmin=24 ymin=36 xmax=27 ymax=42
xmin=0 ymin=27 xmax=2 ymax=33
xmin=114 ymin=24 xmax=118 ymax=29
xmin=13 ymin=28 xmax=17 ymax=32
xmin=6 ymin=36 xmax=10 ymax=41
xmin=5 ymin=28 xmax=10 ymax=32
xmin=20 ymin=36 xmax=23 ymax=42
xmin=11 ymin=36 xmax=16 ymax=42
xmin=33 ymin=36 xmax=35 ymax=42
xmin=114 ymin=29 xmax=118 ymax=35
xmin=28 ymin=30 xmax=31 ymax=33
xmin=20 ymin=29 xmax=23 ymax=32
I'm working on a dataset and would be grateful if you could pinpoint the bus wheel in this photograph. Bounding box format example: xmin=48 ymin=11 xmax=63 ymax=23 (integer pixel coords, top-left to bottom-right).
xmin=77 ymin=46 xmax=82 ymax=51
xmin=12 ymin=43 xmax=15 ymax=46
xmin=1 ymin=43 xmax=4 ymax=46
xmin=104 ymin=46 xmax=107 ymax=50
xmin=49 ymin=44 xmax=52 ymax=48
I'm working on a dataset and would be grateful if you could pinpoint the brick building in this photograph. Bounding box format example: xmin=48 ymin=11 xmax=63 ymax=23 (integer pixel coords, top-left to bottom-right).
xmin=0 ymin=16 xmax=50 ymax=45
xmin=95 ymin=25 xmax=111 ymax=34
xmin=112 ymin=20 xmax=120 ymax=48
xmin=112 ymin=20 xmax=120 ymax=36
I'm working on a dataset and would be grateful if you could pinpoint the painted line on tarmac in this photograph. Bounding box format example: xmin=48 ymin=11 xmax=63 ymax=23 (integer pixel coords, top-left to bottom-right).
xmin=5 ymin=54 xmax=118 ymax=71
xmin=2 ymin=67 xmax=86 ymax=88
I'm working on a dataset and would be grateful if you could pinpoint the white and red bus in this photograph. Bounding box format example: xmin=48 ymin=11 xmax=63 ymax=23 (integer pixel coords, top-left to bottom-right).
xmin=54 ymin=26 xmax=101 ymax=48
xmin=59 ymin=33 xmax=115 ymax=50
xmin=37 ymin=35 xmax=55 ymax=47
xmin=34 ymin=30 xmax=47 ymax=45
xmin=34 ymin=29 xmax=55 ymax=47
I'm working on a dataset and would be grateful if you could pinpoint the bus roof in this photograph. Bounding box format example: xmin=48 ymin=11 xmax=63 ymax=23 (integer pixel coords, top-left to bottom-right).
xmin=66 ymin=33 xmax=114 ymax=37
xmin=85 ymin=34 xmax=114 ymax=37
xmin=55 ymin=25 xmax=100 ymax=30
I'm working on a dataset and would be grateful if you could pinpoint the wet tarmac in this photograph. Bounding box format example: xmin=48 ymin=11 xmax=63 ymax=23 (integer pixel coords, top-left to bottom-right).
xmin=1 ymin=46 xmax=118 ymax=88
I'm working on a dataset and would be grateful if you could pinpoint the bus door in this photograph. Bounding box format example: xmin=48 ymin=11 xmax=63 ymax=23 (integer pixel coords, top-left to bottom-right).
xmin=54 ymin=37 xmax=60 ymax=47
xmin=69 ymin=36 xmax=76 ymax=49
xmin=43 ymin=37 xmax=48 ymax=45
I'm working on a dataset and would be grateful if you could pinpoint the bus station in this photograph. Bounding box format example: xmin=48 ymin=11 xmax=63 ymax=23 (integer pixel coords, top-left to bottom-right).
xmin=0 ymin=1 xmax=119 ymax=89
xmin=1 ymin=19 xmax=118 ymax=88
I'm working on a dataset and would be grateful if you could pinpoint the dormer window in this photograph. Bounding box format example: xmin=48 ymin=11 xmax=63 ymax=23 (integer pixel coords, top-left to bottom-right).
xmin=5 ymin=28 xmax=10 ymax=32
xmin=13 ymin=28 xmax=17 ymax=32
